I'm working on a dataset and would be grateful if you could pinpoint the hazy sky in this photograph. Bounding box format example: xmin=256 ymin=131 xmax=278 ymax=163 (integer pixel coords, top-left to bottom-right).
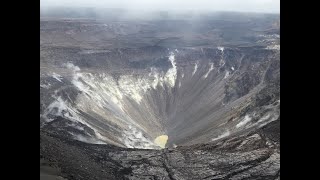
xmin=40 ymin=0 xmax=280 ymax=13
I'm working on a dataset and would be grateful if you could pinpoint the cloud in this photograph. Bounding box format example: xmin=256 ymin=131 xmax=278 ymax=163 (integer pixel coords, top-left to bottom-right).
xmin=40 ymin=0 xmax=280 ymax=13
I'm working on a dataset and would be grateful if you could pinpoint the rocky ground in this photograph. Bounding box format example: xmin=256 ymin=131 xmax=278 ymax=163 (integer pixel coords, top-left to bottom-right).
xmin=40 ymin=119 xmax=279 ymax=180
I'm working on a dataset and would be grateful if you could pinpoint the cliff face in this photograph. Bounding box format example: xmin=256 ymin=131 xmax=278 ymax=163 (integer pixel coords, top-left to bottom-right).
xmin=40 ymin=13 xmax=279 ymax=179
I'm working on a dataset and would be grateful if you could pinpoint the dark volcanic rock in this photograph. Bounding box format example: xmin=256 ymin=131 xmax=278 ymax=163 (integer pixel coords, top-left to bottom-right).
xmin=40 ymin=118 xmax=279 ymax=180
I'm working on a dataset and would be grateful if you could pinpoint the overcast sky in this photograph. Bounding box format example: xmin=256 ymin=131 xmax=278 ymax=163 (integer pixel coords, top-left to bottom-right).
xmin=40 ymin=0 xmax=280 ymax=13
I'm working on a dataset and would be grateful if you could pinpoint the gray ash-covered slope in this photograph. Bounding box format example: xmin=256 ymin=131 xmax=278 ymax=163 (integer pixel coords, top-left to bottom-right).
xmin=40 ymin=46 xmax=279 ymax=149
xmin=40 ymin=12 xmax=279 ymax=179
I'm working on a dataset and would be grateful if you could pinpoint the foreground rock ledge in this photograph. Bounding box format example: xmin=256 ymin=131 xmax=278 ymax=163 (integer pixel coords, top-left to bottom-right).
xmin=40 ymin=119 xmax=279 ymax=180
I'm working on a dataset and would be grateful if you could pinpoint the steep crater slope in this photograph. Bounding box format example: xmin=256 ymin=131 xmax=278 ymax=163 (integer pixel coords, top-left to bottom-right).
xmin=40 ymin=45 xmax=279 ymax=149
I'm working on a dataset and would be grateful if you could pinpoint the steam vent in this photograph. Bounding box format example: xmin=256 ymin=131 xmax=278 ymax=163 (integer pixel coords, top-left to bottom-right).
xmin=40 ymin=9 xmax=280 ymax=180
